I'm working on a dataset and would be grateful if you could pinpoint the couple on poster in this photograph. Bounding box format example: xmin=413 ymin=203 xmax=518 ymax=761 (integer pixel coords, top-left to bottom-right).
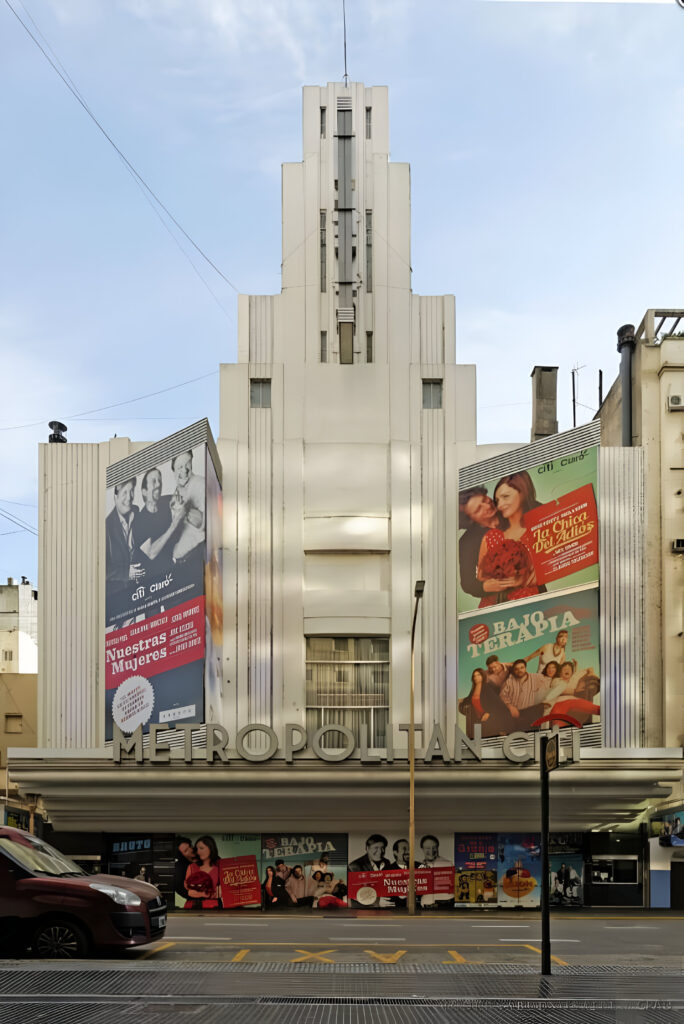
xmin=458 ymin=471 xmax=544 ymax=609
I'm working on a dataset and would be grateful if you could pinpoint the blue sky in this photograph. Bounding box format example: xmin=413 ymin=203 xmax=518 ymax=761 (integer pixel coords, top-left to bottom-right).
xmin=1 ymin=0 xmax=683 ymax=581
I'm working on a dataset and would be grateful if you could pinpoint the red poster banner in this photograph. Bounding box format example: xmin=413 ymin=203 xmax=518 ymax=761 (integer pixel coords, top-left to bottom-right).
xmin=525 ymin=484 xmax=598 ymax=585
xmin=219 ymin=855 xmax=261 ymax=908
xmin=105 ymin=596 xmax=205 ymax=690
xmin=348 ymin=867 xmax=454 ymax=904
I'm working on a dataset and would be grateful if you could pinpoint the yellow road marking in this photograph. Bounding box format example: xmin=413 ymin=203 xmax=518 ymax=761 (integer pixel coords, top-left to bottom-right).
xmin=291 ymin=949 xmax=337 ymax=963
xmin=365 ymin=949 xmax=407 ymax=963
xmin=139 ymin=941 xmax=175 ymax=959
xmin=162 ymin=940 xmax=564 ymax=949
xmin=442 ymin=950 xmax=468 ymax=963
xmin=231 ymin=949 xmax=250 ymax=962
xmin=522 ymin=944 xmax=568 ymax=966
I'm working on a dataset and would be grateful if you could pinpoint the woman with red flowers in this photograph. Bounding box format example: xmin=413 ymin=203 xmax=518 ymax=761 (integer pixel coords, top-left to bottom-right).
xmin=184 ymin=835 xmax=221 ymax=910
xmin=476 ymin=471 xmax=544 ymax=607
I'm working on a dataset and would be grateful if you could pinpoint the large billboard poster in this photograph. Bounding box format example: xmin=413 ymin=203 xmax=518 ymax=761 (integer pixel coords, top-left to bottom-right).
xmin=347 ymin=832 xmax=454 ymax=909
xmin=105 ymin=441 xmax=220 ymax=740
xmin=457 ymin=446 xmax=598 ymax=614
xmin=458 ymin=588 xmax=600 ymax=736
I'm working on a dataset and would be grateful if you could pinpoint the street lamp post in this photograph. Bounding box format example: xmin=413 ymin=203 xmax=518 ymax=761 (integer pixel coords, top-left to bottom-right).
xmin=408 ymin=579 xmax=425 ymax=916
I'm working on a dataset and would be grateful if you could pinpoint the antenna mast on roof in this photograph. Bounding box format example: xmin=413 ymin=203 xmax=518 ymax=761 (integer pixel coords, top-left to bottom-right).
xmin=342 ymin=0 xmax=349 ymax=86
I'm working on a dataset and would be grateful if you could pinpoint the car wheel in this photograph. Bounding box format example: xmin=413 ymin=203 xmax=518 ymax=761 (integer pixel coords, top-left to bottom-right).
xmin=32 ymin=920 xmax=90 ymax=959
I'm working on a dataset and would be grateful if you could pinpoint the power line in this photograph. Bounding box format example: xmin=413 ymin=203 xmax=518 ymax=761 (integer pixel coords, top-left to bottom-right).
xmin=0 ymin=508 xmax=38 ymax=537
xmin=4 ymin=0 xmax=241 ymax=301
xmin=69 ymin=371 xmax=219 ymax=419
xmin=0 ymin=370 xmax=218 ymax=432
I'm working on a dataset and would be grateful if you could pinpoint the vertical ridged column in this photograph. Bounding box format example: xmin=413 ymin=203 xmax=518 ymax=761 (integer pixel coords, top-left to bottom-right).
xmin=248 ymin=404 xmax=273 ymax=744
xmin=39 ymin=443 xmax=102 ymax=748
xmin=420 ymin=405 xmax=446 ymax=733
xmin=599 ymin=446 xmax=644 ymax=747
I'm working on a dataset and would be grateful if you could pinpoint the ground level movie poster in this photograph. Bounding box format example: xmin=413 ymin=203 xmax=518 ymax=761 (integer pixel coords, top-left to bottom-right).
xmin=498 ymin=834 xmax=542 ymax=908
xmin=454 ymin=834 xmax=498 ymax=905
xmin=549 ymin=854 xmax=583 ymax=906
xmin=105 ymin=440 xmax=220 ymax=740
xmin=174 ymin=835 xmax=261 ymax=910
xmin=651 ymin=806 xmax=684 ymax=847
xmin=458 ymin=445 xmax=598 ymax=615
xmin=458 ymin=587 xmax=600 ymax=738
xmin=347 ymin=832 xmax=454 ymax=909
xmin=261 ymin=834 xmax=349 ymax=910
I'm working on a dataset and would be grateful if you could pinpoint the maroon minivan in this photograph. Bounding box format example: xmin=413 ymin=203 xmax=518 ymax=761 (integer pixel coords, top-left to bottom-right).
xmin=0 ymin=826 xmax=167 ymax=957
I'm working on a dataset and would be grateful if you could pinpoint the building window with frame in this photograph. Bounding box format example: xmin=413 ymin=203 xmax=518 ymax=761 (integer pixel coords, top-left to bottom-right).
xmin=4 ymin=714 xmax=22 ymax=734
xmin=320 ymin=106 xmax=327 ymax=139
xmin=365 ymin=106 xmax=372 ymax=140
xmin=306 ymin=637 xmax=389 ymax=749
xmin=366 ymin=331 xmax=373 ymax=363
xmin=250 ymin=379 xmax=271 ymax=409
xmin=320 ymin=210 xmax=327 ymax=293
xmin=2 ymin=651 xmax=12 ymax=662
xmin=320 ymin=331 xmax=328 ymax=363
xmin=422 ymin=380 xmax=443 ymax=409
xmin=365 ymin=211 xmax=372 ymax=293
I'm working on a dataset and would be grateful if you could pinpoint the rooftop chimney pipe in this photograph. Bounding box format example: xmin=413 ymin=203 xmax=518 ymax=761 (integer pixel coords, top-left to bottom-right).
xmin=616 ymin=325 xmax=635 ymax=447
xmin=530 ymin=366 xmax=559 ymax=442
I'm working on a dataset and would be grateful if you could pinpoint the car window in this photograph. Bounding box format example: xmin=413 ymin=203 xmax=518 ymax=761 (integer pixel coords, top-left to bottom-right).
xmin=0 ymin=835 xmax=85 ymax=878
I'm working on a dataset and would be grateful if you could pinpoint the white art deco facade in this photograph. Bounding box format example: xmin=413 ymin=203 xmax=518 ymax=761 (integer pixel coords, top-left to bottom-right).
xmin=10 ymin=83 xmax=683 ymax=909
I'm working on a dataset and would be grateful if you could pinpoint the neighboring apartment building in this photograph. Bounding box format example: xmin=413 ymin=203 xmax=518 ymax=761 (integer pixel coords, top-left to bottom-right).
xmin=0 ymin=577 xmax=38 ymax=827
xmin=9 ymin=84 xmax=683 ymax=909
xmin=598 ymin=312 xmax=684 ymax=906
xmin=0 ymin=576 xmax=37 ymax=674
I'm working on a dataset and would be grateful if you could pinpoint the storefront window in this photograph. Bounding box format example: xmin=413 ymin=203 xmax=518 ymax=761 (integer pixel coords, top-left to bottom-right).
xmin=589 ymin=858 xmax=638 ymax=884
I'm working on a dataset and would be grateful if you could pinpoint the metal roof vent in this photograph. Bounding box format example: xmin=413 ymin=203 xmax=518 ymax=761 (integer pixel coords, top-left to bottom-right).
xmin=48 ymin=420 xmax=67 ymax=443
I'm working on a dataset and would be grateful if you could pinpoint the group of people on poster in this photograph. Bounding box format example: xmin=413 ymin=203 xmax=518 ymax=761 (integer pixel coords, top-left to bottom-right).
xmin=261 ymin=858 xmax=347 ymax=909
xmin=105 ymin=447 xmax=206 ymax=629
xmin=347 ymin=833 xmax=454 ymax=909
xmin=458 ymin=629 xmax=601 ymax=738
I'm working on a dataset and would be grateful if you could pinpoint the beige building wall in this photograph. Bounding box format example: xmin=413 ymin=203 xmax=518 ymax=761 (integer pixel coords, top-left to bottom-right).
xmin=0 ymin=672 xmax=37 ymax=805
xmin=599 ymin=318 xmax=684 ymax=749
xmin=219 ymin=82 xmax=514 ymax=751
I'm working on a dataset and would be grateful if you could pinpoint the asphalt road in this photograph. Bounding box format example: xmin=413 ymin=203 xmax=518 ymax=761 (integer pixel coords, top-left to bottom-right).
xmin=129 ymin=910 xmax=684 ymax=967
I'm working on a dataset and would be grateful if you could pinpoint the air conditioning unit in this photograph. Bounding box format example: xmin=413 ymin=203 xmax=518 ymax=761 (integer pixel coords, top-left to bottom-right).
xmin=672 ymin=539 xmax=684 ymax=554
xmin=667 ymin=395 xmax=684 ymax=411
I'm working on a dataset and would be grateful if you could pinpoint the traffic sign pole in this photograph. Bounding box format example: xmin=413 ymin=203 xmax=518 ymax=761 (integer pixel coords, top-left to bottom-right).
xmin=539 ymin=732 xmax=558 ymax=976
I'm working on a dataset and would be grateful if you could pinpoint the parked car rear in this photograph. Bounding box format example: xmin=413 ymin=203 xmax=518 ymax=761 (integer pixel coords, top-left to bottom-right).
xmin=0 ymin=826 xmax=167 ymax=957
